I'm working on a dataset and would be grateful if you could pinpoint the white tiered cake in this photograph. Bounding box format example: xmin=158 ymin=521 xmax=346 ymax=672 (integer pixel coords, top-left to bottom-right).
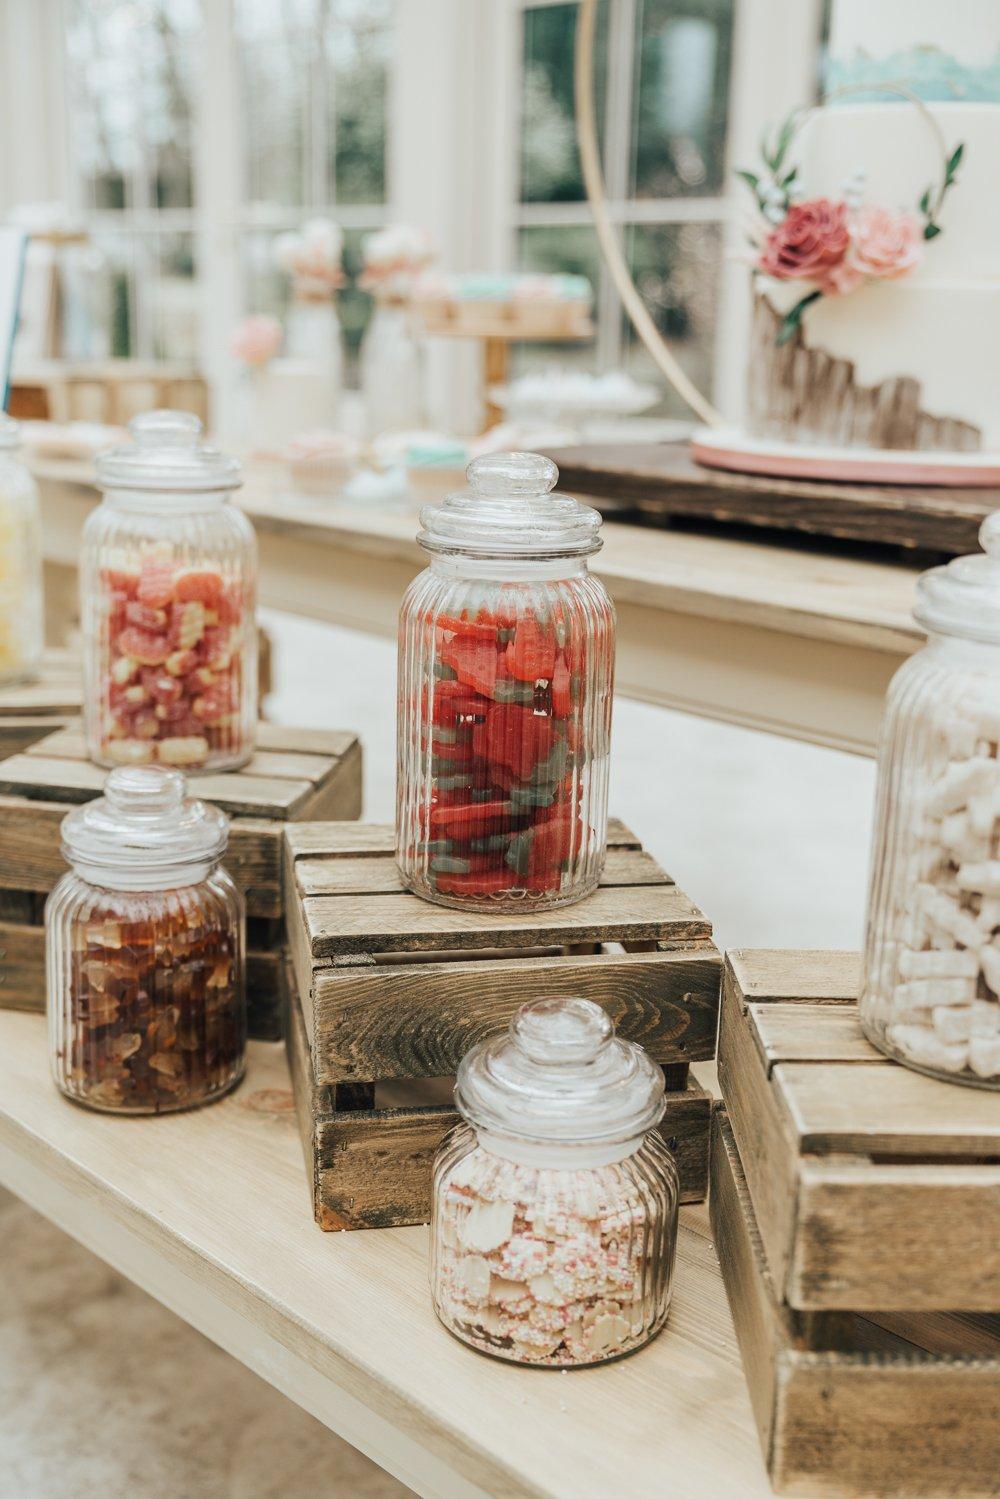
xmin=695 ymin=0 xmax=1000 ymax=483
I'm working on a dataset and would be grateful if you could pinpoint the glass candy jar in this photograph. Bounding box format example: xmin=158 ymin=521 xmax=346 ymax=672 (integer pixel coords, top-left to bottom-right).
xmin=430 ymin=997 xmax=679 ymax=1367
xmin=396 ymin=452 xmax=615 ymax=911
xmin=861 ymin=514 xmax=1000 ymax=1088
xmin=0 ymin=414 xmax=43 ymax=684
xmin=47 ymin=765 xmax=246 ymax=1113
xmin=81 ymin=411 xmax=257 ymax=772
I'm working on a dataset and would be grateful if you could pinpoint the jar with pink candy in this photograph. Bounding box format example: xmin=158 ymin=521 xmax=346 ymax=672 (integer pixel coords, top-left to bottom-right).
xmin=81 ymin=412 xmax=257 ymax=772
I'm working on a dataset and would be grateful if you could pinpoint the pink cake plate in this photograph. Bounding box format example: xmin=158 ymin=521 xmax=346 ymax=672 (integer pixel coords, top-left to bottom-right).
xmin=692 ymin=426 xmax=1000 ymax=488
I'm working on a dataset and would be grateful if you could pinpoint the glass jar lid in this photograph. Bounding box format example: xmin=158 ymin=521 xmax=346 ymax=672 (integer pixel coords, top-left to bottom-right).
xmin=418 ymin=452 xmax=603 ymax=558
xmin=455 ymin=997 xmax=666 ymax=1148
xmin=61 ymin=766 xmax=229 ymax=884
xmin=916 ymin=513 xmax=1000 ymax=644
xmin=0 ymin=414 xmax=21 ymax=450
xmin=95 ymin=410 xmax=242 ymax=494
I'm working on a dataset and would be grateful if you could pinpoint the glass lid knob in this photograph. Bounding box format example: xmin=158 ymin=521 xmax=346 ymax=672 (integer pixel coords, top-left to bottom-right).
xmin=512 ymin=996 xmax=614 ymax=1066
xmin=467 ymin=452 xmax=559 ymax=497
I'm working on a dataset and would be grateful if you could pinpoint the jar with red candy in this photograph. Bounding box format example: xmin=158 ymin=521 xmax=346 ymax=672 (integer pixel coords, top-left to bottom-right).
xmin=397 ymin=452 xmax=615 ymax=910
xmin=82 ymin=411 xmax=257 ymax=772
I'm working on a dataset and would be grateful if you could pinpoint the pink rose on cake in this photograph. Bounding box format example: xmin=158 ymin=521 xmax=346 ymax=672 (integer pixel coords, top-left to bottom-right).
xmin=851 ymin=207 xmax=923 ymax=281
xmin=757 ymin=198 xmax=851 ymax=290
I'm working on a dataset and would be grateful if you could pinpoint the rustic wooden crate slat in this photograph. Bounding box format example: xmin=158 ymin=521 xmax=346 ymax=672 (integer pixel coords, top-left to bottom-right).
xmin=0 ymin=650 xmax=83 ymax=758
xmin=289 ymin=983 xmax=714 ymax=1231
xmin=308 ymin=946 xmax=720 ymax=1084
xmin=719 ymin=949 xmax=1000 ymax=1312
xmin=292 ymin=846 xmax=671 ymax=898
xmin=711 ymin=1118 xmax=1000 ymax=1497
xmin=282 ymin=815 xmax=643 ymax=859
xmin=284 ymin=822 xmax=720 ymax=1229
xmin=300 ymin=884 xmax=709 ymax=959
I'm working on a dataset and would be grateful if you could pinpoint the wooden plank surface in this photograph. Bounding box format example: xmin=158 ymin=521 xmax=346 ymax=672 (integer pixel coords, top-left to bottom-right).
xmin=301 ymin=885 xmax=711 ymax=959
xmin=779 ymin=1060 xmax=1000 ymax=1158
xmin=547 ymin=442 xmax=998 ymax=555
xmin=309 ymin=947 xmax=720 ymax=1082
xmin=293 ymin=846 xmax=670 ymax=897
xmin=747 ymin=1001 xmax=876 ymax=1069
xmin=726 ymin=947 xmax=861 ymax=1004
xmin=710 ymin=1120 xmax=1000 ymax=1497
xmin=283 ymin=816 xmax=642 ymax=859
xmin=0 ymin=1007 xmax=775 ymax=1499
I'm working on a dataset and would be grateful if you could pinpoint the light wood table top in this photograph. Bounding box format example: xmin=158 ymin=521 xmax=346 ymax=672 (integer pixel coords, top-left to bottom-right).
xmin=33 ymin=453 xmax=925 ymax=753
xmin=0 ymin=1009 xmax=771 ymax=1499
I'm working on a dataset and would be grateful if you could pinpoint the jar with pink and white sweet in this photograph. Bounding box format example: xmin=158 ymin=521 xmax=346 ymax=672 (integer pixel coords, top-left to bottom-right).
xmin=430 ymin=997 xmax=678 ymax=1367
xmin=81 ymin=412 xmax=257 ymax=772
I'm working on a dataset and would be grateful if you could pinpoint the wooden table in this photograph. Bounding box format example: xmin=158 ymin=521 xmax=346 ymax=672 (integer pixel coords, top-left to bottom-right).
xmin=32 ymin=455 xmax=924 ymax=756
xmin=0 ymin=1009 xmax=771 ymax=1499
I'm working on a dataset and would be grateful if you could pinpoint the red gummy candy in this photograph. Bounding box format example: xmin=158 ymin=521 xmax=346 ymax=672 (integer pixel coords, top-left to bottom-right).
xmin=527 ymin=812 xmax=577 ymax=877
xmin=174 ymin=570 xmax=222 ymax=605
xmin=435 ymin=612 xmax=499 ymax=643
xmin=143 ymin=670 xmax=182 ymax=706
xmin=429 ymin=799 xmax=512 ymax=836
xmin=125 ymin=601 xmax=168 ymax=631
xmin=551 ymin=655 xmax=572 ymax=718
xmin=483 ymin=703 xmax=555 ymax=782
xmin=136 ymin=557 xmax=175 ymax=609
xmin=506 ymin=616 xmax=556 ymax=683
xmin=440 ymin=637 xmax=498 ymax=698
xmin=101 ymin=569 xmax=139 ymax=599
xmin=435 ymin=869 xmax=514 ymax=898
xmin=117 ymin=627 xmax=171 ymax=667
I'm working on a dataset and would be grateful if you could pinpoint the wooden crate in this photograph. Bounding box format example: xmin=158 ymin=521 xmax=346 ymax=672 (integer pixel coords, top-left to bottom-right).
xmin=0 ymin=648 xmax=82 ymax=759
xmin=0 ymin=722 xmax=362 ymax=1039
xmin=718 ymin=949 xmax=1000 ymax=1312
xmin=711 ymin=1117 xmax=1000 ymax=1496
xmin=284 ymin=819 xmax=720 ymax=1229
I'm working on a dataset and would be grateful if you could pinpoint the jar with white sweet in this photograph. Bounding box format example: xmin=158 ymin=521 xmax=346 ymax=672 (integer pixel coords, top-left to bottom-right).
xmin=861 ymin=515 xmax=1000 ymax=1088
xmin=430 ymin=997 xmax=678 ymax=1366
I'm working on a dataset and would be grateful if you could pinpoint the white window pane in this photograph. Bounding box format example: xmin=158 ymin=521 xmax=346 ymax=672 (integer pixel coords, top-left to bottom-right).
xmin=239 ymin=34 xmax=312 ymax=207
xmin=622 ymin=221 xmax=721 ymax=414
xmin=520 ymin=3 xmax=609 ymax=205
xmin=631 ymin=0 xmax=735 ymax=199
xmin=326 ymin=1 xmax=392 ymax=203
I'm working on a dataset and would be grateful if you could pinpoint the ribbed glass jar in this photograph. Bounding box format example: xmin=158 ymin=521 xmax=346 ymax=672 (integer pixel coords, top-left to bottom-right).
xmin=0 ymin=415 xmax=43 ymax=685
xmin=861 ymin=516 xmax=1000 ymax=1088
xmin=397 ymin=453 xmax=615 ymax=911
xmin=81 ymin=410 xmax=257 ymax=772
xmin=430 ymin=997 xmax=679 ymax=1367
xmin=46 ymin=766 xmax=246 ymax=1113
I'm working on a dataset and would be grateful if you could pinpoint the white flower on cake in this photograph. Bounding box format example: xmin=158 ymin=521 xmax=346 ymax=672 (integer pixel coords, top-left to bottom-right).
xmin=739 ymin=102 xmax=965 ymax=344
xmin=358 ymin=223 xmax=435 ymax=298
xmin=273 ymin=218 xmax=345 ymax=297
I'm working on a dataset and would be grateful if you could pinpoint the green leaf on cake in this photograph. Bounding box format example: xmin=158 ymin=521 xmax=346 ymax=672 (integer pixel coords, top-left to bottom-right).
xmin=736 ymin=169 xmax=760 ymax=191
xmin=918 ymin=188 xmax=931 ymax=215
xmin=946 ymin=142 xmax=965 ymax=181
xmin=775 ymin=290 xmax=823 ymax=346
xmin=924 ymin=222 xmax=943 ymax=240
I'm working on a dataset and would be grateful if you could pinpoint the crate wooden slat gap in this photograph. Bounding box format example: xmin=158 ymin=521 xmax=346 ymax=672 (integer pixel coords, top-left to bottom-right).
xmin=284 ymin=822 xmax=721 ymax=1230
xmin=711 ymin=1117 xmax=1000 ymax=1497
xmin=0 ymin=649 xmax=82 ymax=759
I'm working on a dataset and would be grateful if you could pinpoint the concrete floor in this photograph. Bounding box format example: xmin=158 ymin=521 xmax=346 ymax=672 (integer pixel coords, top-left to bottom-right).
xmin=3 ymin=609 xmax=878 ymax=1495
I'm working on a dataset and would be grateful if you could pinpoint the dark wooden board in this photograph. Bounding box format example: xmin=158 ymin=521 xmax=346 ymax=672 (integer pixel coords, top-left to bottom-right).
xmin=287 ymin=985 xmax=713 ymax=1231
xmin=711 ymin=1119 xmax=1000 ymax=1497
xmin=547 ymin=442 xmax=999 ymax=555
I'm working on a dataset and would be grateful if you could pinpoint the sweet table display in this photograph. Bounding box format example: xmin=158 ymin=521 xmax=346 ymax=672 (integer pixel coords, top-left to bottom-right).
xmin=415 ymin=274 xmax=594 ymax=430
xmin=47 ymin=765 xmax=246 ymax=1114
xmin=431 ymin=997 xmax=679 ymax=1367
xmin=715 ymin=950 xmax=1000 ymax=1495
xmin=694 ymin=0 xmax=1000 ymax=485
xmin=81 ymin=410 xmax=258 ymax=772
xmin=0 ymin=721 xmax=361 ymax=1040
xmin=396 ymin=452 xmax=615 ymax=912
xmin=0 ymin=414 xmax=43 ymax=685
xmin=283 ymin=817 xmax=719 ymax=1230
xmin=861 ymin=515 xmax=1000 ymax=1086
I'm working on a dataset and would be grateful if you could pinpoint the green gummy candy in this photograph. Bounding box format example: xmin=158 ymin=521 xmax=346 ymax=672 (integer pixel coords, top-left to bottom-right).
xmin=493 ymin=678 xmax=538 ymax=706
xmin=528 ymin=737 xmax=569 ymax=787
xmin=431 ymin=756 xmax=474 ymax=777
xmin=431 ymin=854 xmax=471 ymax=874
xmin=511 ymin=783 xmax=557 ymax=809
xmin=468 ymin=833 xmax=512 ymax=853
xmin=434 ymin=774 xmax=472 ymax=791
xmin=505 ymin=829 xmax=533 ymax=877
xmin=433 ymin=660 xmax=458 ymax=680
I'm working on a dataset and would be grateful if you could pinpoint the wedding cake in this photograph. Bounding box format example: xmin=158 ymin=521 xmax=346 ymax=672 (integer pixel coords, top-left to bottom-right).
xmin=695 ymin=0 xmax=1000 ymax=481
